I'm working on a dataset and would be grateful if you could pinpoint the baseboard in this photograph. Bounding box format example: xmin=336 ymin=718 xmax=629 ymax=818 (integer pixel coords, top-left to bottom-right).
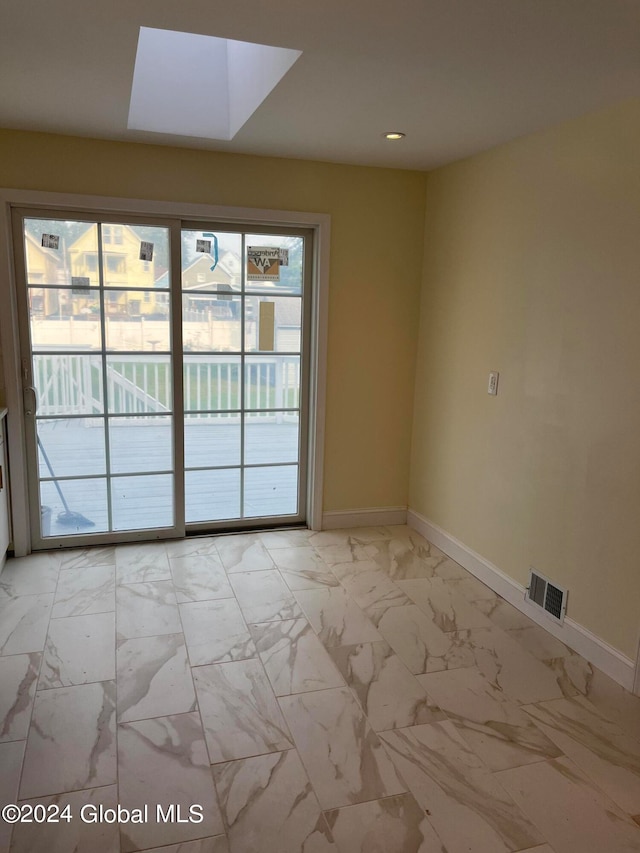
xmin=407 ymin=509 xmax=636 ymax=692
xmin=322 ymin=506 xmax=407 ymax=530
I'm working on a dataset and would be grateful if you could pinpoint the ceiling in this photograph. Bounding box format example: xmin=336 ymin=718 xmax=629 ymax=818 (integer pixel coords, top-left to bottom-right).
xmin=1 ymin=0 xmax=639 ymax=171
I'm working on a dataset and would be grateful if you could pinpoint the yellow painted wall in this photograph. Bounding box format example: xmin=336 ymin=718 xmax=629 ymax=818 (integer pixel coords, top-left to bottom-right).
xmin=410 ymin=99 xmax=640 ymax=658
xmin=0 ymin=130 xmax=427 ymax=512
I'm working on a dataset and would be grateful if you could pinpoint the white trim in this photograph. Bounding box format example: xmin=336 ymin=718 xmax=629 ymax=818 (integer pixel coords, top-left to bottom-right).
xmin=323 ymin=506 xmax=407 ymax=530
xmin=407 ymin=508 xmax=636 ymax=691
xmin=0 ymin=187 xmax=330 ymax=553
xmin=307 ymin=218 xmax=330 ymax=531
xmin=0 ymin=199 xmax=30 ymax=556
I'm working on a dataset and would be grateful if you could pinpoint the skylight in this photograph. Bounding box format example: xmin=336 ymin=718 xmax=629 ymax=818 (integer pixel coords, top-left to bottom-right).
xmin=128 ymin=27 xmax=302 ymax=140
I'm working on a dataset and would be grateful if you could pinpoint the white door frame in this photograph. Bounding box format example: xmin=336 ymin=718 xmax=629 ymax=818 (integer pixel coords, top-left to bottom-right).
xmin=0 ymin=188 xmax=330 ymax=556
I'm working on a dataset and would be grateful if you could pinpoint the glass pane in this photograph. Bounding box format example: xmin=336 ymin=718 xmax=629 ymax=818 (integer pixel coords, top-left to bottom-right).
xmin=245 ymin=235 xmax=303 ymax=294
xmin=245 ymin=296 xmax=301 ymax=353
xmin=24 ymin=219 xmax=99 ymax=288
xmin=185 ymin=414 xmax=240 ymax=468
xmin=40 ymin=478 xmax=109 ymax=537
xmin=37 ymin=418 xmax=106 ymax=478
xmin=111 ymin=474 xmax=173 ymax=530
xmin=29 ymin=288 xmax=102 ymax=350
xmin=184 ymin=356 xmax=240 ymax=412
xmin=244 ymin=465 xmax=298 ymax=518
xmin=183 ymin=296 xmax=241 ymax=352
xmin=109 ymin=416 xmax=172 ymax=474
xmin=104 ymin=292 xmax=170 ymax=351
xmin=185 ymin=468 xmax=241 ymax=523
xmin=32 ymin=354 xmax=104 ymax=416
xmin=182 ymin=230 xmax=242 ymax=292
xmin=106 ymin=355 xmax=172 ymax=415
xmin=245 ymin=412 xmax=299 ymax=465
xmin=245 ymin=356 xmax=300 ymax=410
xmin=102 ymin=224 xmax=170 ymax=289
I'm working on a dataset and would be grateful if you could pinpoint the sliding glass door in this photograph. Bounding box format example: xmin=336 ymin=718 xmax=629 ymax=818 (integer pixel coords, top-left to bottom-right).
xmin=13 ymin=210 xmax=312 ymax=548
xmin=181 ymin=225 xmax=309 ymax=530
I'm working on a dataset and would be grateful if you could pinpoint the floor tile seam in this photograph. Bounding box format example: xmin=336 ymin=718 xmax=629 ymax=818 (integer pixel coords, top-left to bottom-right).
xmin=117 ymin=701 xmax=225 ymax=844
xmin=188 ymin=653 xmax=259 ymax=671
xmin=378 ymin=718 xmax=561 ymax=841
xmin=116 ymin=573 xmax=173 ymax=588
xmin=492 ymin=755 xmax=640 ymax=830
xmin=174 ymin=574 xmax=279 ymax=822
xmin=175 ymin=592 xmax=236 ymax=605
xmin=326 ymin=637 xmax=431 ymax=685
xmin=271 ymin=680 xmax=349 ymax=701
xmin=50 ymin=603 xmax=116 ymax=619
xmin=14 ymin=781 xmax=119 ymax=805
xmin=0 ymin=589 xmax=57 ymax=602
xmin=438 ymin=622 xmax=570 ymax=685
xmin=515 ymin=705 xmax=640 ymax=811
xmin=45 ymin=608 xmax=116 ymax=624
xmin=0 ymin=557 xmax=62 ymax=603
xmin=502 ymin=628 xmax=574 ymax=665
xmin=276 ymin=563 xmax=341 ymax=583
xmin=32 ymin=677 xmax=117 ymax=698
xmin=276 ymin=683 xmax=434 ymax=806
xmin=411 ymin=696 xmax=556 ymax=780
xmin=318 ymin=784 xmax=425 ymax=818
xmin=58 ymin=561 xmax=116 ymax=574
xmin=0 ymin=732 xmax=29 ymax=748
xmin=290 ymin=581 xmax=385 ymax=651
xmin=274 ymin=649 xmax=446 ymax=737
xmin=270 ymin=556 xmax=337 ymax=576
xmin=120 ymin=828 xmax=230 ymax=851
xmin=116 ymin=699 xmax=201 ymax=727
xmin=318 ymin=787 xmax=426 ymax=817
xmin=37 ymin=669 xmax=118 ymax=692
xmin=31 ymin=561 xmax=65 ymax=710
xmin=1 ymin=736 xmax=28 ymax=853
xmin=188 ymin=686 xmax=227 ymax=824
xmin=192 ymin=650 xmax=298 ymax=752
xmin=259 ymin=722 xmax=381 ymax=819
xmin=207 ymin=742 xmax=298 ymax=770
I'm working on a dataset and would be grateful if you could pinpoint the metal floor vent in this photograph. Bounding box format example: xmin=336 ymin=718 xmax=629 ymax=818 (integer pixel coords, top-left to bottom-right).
xmin=526 ymin=569 xmax=567 ymax=623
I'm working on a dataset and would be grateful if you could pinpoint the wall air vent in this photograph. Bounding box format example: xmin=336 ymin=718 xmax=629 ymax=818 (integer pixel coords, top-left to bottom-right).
xmin=526 ymin=569 xmax=567 ymax=624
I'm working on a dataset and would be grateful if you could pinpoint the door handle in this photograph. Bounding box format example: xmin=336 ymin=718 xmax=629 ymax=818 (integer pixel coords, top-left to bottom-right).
xmin=24 ymin=386 xmax=37 ymax=417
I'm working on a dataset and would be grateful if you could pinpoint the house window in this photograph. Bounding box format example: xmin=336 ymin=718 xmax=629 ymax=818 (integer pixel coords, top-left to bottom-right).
xmin=85 ymin=253 xmax=98 ymax=272
xmin=103 ymin=225 xmax=124 ymax=245
xmin=106 ymin=255 xmax=125 ymax=273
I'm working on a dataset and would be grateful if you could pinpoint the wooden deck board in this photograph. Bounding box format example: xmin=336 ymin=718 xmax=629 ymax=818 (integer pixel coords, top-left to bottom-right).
xmin=37 ymin=419 xmax=300 ymax=537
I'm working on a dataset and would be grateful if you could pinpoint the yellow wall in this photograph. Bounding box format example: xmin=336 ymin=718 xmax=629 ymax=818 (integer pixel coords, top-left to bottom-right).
xmin=0 ymin=129 xmax=427 ymax=512
xmin=410 ymin=99 xmax=640 ymax=658
xmin=3 ymin=101 xmax=638 ymax=660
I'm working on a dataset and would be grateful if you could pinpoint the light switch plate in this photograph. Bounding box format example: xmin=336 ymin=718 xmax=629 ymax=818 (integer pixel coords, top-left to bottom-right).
xmin=488 ymin=371 xmax=499 ymax=395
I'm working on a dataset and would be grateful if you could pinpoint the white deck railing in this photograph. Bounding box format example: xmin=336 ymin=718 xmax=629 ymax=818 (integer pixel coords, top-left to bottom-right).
xmin=33 ymin=352 xmax=299 ymax=422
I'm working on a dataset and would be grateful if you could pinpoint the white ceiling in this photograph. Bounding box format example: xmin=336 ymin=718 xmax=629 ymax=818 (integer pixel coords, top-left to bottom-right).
xmin=1 ymin=0 xmax=639 ymax=171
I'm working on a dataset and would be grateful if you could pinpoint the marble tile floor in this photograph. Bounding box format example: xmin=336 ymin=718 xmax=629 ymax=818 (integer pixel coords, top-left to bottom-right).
xmin=1 ymin=524 xmax=640 ymax=852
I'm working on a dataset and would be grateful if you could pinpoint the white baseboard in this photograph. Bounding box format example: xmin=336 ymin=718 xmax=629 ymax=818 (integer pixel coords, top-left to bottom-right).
xmin=408 ymin=509 xmax=636 ymax=692
xmin=322 ymin=506 xmax=407 ymax=530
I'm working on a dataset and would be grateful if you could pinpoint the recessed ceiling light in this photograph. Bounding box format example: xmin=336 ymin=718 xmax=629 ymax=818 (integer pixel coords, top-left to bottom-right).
xmin=383 ymin=131 xmax=405 ymax=140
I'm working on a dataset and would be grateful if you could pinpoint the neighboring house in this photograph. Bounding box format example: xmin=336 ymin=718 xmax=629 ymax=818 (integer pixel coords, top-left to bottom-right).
xmin=274 ymin=299 xmax=301 ymax=352
xmin=68 ymin=223 xmax=162 ymax=316
xmin=24 ymin=233 xmax=64 ymax=317
xmin=181 ymin=253 xmax=240 ymax=316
